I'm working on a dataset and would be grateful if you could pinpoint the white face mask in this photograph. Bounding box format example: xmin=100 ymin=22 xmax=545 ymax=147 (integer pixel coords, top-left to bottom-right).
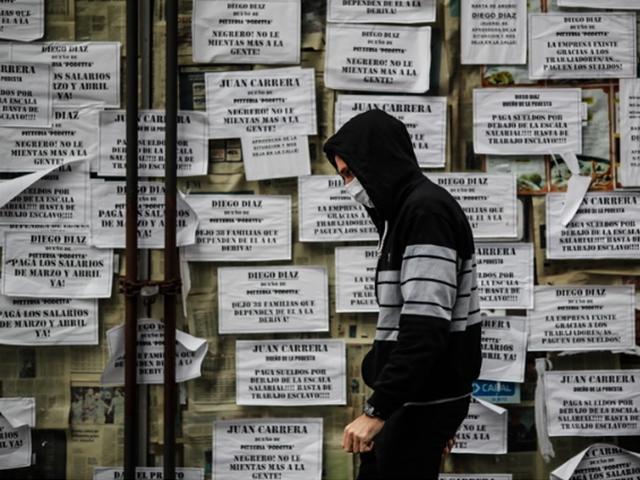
xmin=344 ymin=177 xmax=374 ymax=208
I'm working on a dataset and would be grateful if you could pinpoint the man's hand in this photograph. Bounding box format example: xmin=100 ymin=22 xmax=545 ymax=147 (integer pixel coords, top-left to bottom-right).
xmin=342 ymin=414 xmax=385 ymax=453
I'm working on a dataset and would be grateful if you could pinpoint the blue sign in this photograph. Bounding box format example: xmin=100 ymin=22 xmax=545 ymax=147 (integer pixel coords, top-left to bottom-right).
xmin=472 ymin=380 xmax=521 ymax=404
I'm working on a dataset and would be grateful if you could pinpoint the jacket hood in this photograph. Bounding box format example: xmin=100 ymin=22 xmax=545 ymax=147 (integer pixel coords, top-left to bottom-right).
xmin=323 ymin=109 xmax=425 ymax=221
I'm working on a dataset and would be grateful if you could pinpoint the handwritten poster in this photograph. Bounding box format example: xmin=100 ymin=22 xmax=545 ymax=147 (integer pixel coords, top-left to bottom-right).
xmin=546 ymin=192 xmax=640 ymax=259
xmin=6 ymin=42 xmax=121 ymax=106
xmin=335 ymin=246 xmax=378 ymax=313
xmin=192 ymin=0 xmax=300 ymax=64
xmin=240 ymin=135 xmax=310 ymax=181
xmin=97 ymin=110 xmax=208 ymax=177
xmin=1 ymin=231 xmax=113 ymax=298
xmin=452 ymin=398 xmax=508 ymax=455
xmin=298 ymin=175 xmax=378 ymax=242
xmin=218 ymin=266 xmax=328 ymax=334
xmin=325 ymin=24 xmax=431 ymax=93
xmin=479 ymin=317 xmax=527 ymax=383
xmin=476 ymin=243 xmax=533 ymax=309
xmin=205 ymin=67 xmax=317 ymax=138
xmin=213 ymin=419 xmax=323 ymax=480
xmin=0 ymin=0 xmax=44 ymax=41
xmin=619 ymin=79 xmax=640 ymax=187
xmin=335 ymin=95 xmax=447 ymax=168
xmin=0 ymin=397 xmax=34 ymax=470
xmin=90 ymin=181 xmax=198 ymax=249
xmin=528 ymin=286 xmax=636 ymax=352
xmin=236 ymin=339 xmax=346 ymax=406
xmin=101 ymin=318 xmax=208 ymax=385
xmin=428 ymin=174 xmax=517 ymax=239
xmin=0 ymin=297 xmax=98 ymax=346
xmin=0 ymin=107 xmax=98 ymax=172
xmin=529 ymin=13 xmax=637 ymax=80
xmin=544 ymin=370 xmax=640 ymax=437
xmin=0 ymin=62 xmax=51 ymax=127
xmin=474 ymin=88 xmax=583 ymax=155
xmin=327 ymin=0 xmax=436 ymax=23
xmin=182 ymin=194 xmax=291 ymax=262
xmin=551 ymin=444 xmax=640 ymax=480
xmin=461 ymin=0 xmax=527 ymax=65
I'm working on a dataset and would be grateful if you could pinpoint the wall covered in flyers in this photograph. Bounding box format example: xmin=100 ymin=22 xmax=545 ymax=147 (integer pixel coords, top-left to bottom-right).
xmin=0 ymin=1 xmax=638 ymax=480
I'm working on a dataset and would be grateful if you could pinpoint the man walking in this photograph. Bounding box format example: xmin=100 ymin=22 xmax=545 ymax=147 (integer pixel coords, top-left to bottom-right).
xmin=323 ymin=110 xmax=482 ymax=480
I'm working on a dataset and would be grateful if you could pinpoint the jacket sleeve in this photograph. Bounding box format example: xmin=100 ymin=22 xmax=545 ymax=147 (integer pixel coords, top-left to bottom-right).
xmin=366 ymin=212 xmax=458 ymax=419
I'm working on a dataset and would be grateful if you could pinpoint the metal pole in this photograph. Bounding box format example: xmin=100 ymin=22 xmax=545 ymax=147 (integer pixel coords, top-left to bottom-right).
xmin=164 ymin=0 xmax=178 ymax=477
xmin=124 ymin=0 xmax=139 ymax=477
xmin=138 ymin=0 xmax=155 ymax=467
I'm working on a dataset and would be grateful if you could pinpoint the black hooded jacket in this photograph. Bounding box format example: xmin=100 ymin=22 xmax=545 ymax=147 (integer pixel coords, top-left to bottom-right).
xmin=324 ymin=110 xmax=482 ymax=419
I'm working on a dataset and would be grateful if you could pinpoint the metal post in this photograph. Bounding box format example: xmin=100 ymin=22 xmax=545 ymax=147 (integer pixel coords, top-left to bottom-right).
xmin=163 ymin=0 xmax=178 ymax=477
xmin=138 ymin=0 xmax=155 ymax=467
xmin=124 ymin=0 xmax=139 ymax=477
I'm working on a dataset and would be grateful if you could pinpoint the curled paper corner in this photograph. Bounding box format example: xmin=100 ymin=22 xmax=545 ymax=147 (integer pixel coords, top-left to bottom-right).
xmin=0 ymin=397 xmax=35 ymax=428
xmin=612 ymin=345 xmax=640 ymax=357
xmin=0 ymin=156 xmax=88 ymax=210
xmin=550 ymin=445 xmax=591 ymax=480
xmin=553 ymin=152 xmax=593 ymax=227
xmin=561 ymin=346 xmax=640 ymax=357
xmin=472 ymin=396 xmax=507 ymax=415
xmin=178 ymin=189 xmax=200 ymax=247
xmin=179 ymin=247 xmax=191 ymax=319
xmin=550 ymin=443 xmax=640 ymax=480
xmin=534 ymin=357 xmax=555 ymax=462
xmin=100 ymin=318 xmax=208 ymax=385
